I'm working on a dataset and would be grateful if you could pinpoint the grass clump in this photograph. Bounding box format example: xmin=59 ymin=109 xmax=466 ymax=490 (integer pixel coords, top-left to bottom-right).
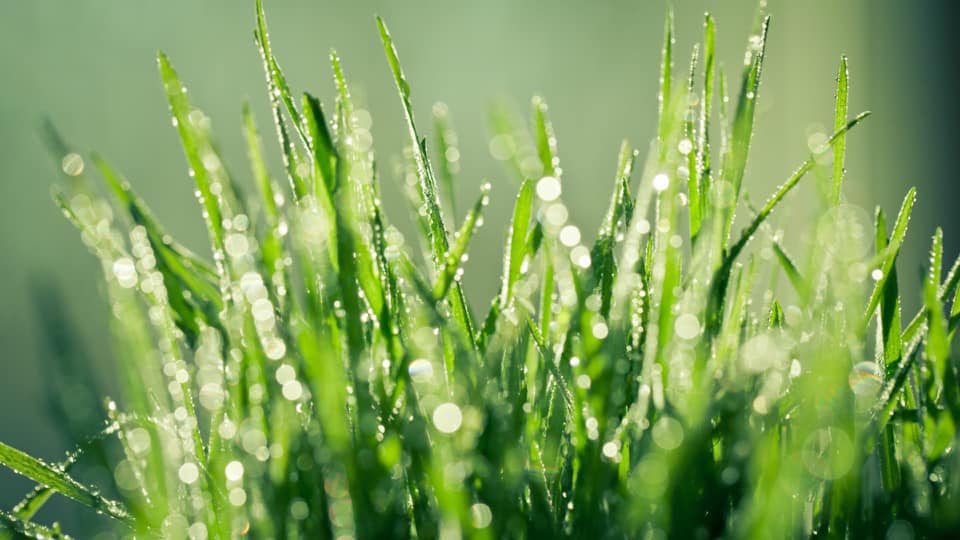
xmin=3 ymin=1 xmax=960 ymax=538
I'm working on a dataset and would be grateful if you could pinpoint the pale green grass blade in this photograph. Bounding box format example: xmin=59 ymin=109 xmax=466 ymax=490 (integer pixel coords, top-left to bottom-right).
xmin=242 ymin=103 xmax=279 ymax=224
xmin=533 ymin=96 xmax=560 ymax=177
xmin=720 ymin=16 xmax=770 ymax=238
xmin=727 ymin=112 xmax=871 ymax=263
xmin=502 ymin=179 xmax=534 ymax=305
xmin=706 ymin=111 xmax=870 ymax=334
xmin=695 ymin=14 xmax=716 ymax=227
xmin=433 ymin=103 xmax=460 ymax=222
xmin=831 ymin=56 xmax=849 ymax=205
xmin=0 ymin=442 xmax=133 ymax=525
xmin=255 ymin=0 xmax=308 ymax=146
xmin=657 ymin=7 xmax=674 ymax=151
xmin=479 ymin=179 xmax=533 ymax=350
xmin=685 ymin=44 xmax=701 ymax=238
xmin=157 ymin=52 xmax=227 ymax=252
xmin=434 ymin=182 xmax=491 ymax=300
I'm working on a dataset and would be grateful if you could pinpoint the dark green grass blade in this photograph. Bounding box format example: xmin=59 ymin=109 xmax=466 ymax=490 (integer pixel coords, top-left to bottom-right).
xmin=0 ymin=442 xmax=132 ymax=525
xmin=831 ymin=56 xmax=849 ymax=205
xmin=0 ymin=510 xmax=73 ymax=540
xmin=302 ymin=92 xmax=337 ymax=194
xmin=377 ymin=17 xmax=476 ymax=348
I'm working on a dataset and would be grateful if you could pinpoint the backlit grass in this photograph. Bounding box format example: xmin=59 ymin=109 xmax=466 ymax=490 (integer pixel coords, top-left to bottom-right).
xmin=2 ymin=1 xmax=959 ymax=538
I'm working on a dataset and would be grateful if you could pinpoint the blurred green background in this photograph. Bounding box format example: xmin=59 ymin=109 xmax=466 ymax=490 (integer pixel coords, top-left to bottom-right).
xmin=1 ymin=0 xmax=957 ymax=527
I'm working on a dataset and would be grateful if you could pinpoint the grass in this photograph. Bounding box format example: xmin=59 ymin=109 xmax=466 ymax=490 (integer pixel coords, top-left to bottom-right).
xmin=3 ymin=1 xmax=960 ymax=538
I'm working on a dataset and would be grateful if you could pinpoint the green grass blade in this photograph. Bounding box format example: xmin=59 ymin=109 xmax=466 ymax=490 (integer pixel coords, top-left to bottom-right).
xmin=695 ymin=14 xmax=716 ymax=227
xmin=0 ymin=442 xmax=133 ymax=525
xmin=157 ymin=52 xmax=228 ymax=252
xmin=533 ymin=96 xmax=560 ymax=177
xmin=865 ymin=187 xmax=917 ymax=323
xmin=302 ymin=92 xmax=337 ymax=195
xmin=831 ymin=56 xmax=849 ymax=205
xmin=925 ymin=228 xmax=949 ymax=383
xmin=377 ymin=16 xmax=476 ymax=347
xmin=727 ymin=112 xmax=871 ymax=264
xmin=433 ymin=103 xmax=460 ymax=222
xmin=0 ymin=510 xmax=73 ymax=540
xmin=771 ymin=241 xmax=805 ymax=299
xmin=255 ymin=0 xmax=308 ymax=146
xmin=242 ymin=103 xmax=279 ymax=224
xmin=721 ymin=16 xmax=770 ymax=239
xmin=502 ymin=179 xmax=534 ymax=306
xmin=434 ymin=182 xmax=491 ymax=300
xmin=657 ymin=7 xmax=674 ymax=151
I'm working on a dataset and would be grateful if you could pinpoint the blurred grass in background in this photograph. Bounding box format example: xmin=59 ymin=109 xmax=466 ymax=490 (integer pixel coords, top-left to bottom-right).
xmin=0 ymin=0 xmax=958 ymax=526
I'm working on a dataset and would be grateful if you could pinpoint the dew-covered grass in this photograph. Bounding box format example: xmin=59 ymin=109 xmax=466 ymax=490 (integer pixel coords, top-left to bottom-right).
xmin=2 ymin=1 xmax=960 ymax=538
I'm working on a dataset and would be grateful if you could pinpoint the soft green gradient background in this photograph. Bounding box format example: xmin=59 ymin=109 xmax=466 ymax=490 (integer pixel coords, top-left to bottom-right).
xmin=1 ymin=0 xmax=956 ymax=526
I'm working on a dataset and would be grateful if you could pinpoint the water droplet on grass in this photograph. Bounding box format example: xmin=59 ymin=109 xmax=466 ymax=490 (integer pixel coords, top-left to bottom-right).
xmin=61 ymin=153 xmax=85 ymax=176
xmin=432 ymin=403 xmax=463 ymax=433
xmin=674 ymin=313 xmax=700 ymax=340
xmin=178 ymin=462 xmax=199 ymax=484
xmin=536 ymin=176 xmax=562 ymax=201
xmin=652 ymin=173 xmax=670 ymax=192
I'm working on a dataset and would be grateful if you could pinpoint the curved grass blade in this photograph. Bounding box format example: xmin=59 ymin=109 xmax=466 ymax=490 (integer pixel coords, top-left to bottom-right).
xmin=0 ymin=510 xmax=73 ymax=540
xmin=0 ymin=442 xmax=133 ymax=525
xmin=377 ymin=16 xmax=475 ymax=346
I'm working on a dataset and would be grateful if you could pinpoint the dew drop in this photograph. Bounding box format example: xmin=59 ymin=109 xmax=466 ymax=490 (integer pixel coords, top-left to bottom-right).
xmin=652 ymin=173 xmax=670 ymax=192
xmin=536 ymin=176 xmax=562 ymax=201
xmin=178 ymin=462 xmax=199 ymax=484
xmin=432 ymin=402 xmax=463 ymax=433
xmin=61 ymin=153 xmax=85 ymax=176
xmin=674 ymin=313 xmax=700 ymax=340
